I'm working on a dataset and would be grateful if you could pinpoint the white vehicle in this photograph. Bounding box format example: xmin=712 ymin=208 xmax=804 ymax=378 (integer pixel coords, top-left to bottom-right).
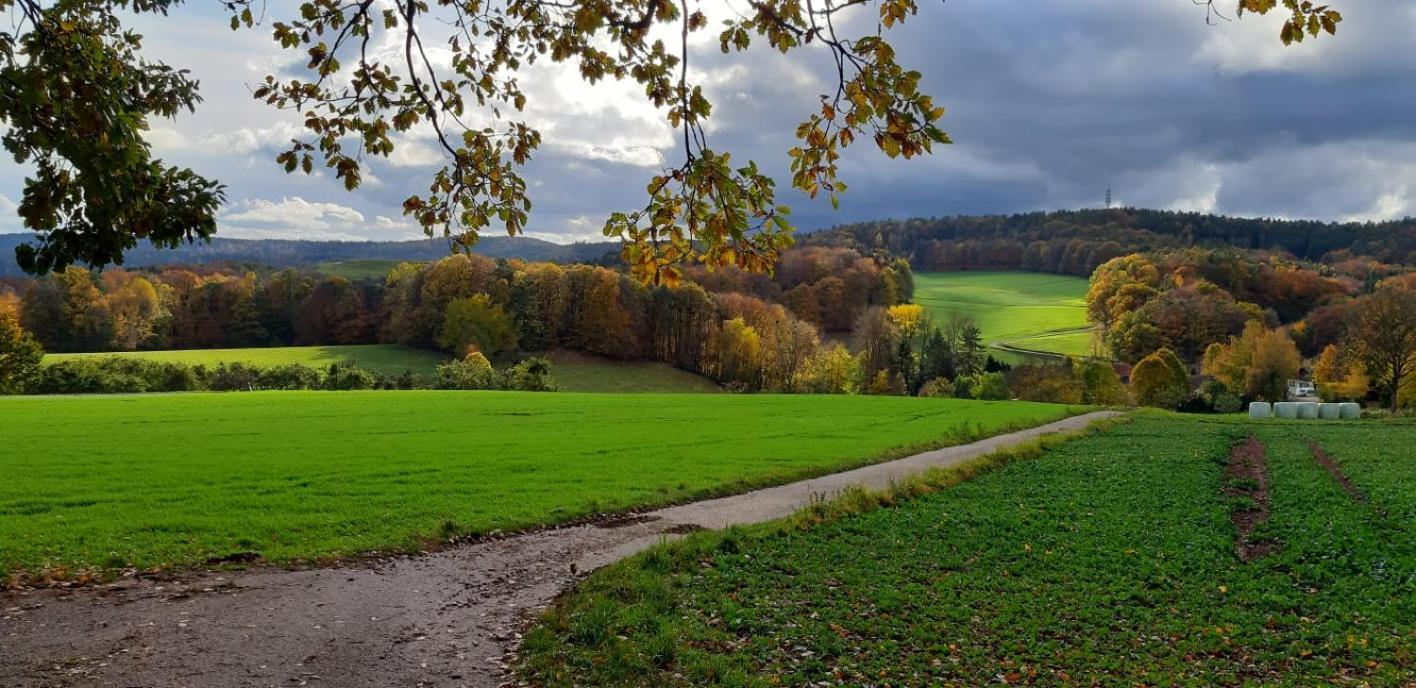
xmin=1287 ymin=379 xmax=1318 ymax=401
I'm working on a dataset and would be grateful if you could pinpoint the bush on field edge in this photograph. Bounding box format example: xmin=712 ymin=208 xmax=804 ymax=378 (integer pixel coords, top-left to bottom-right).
xmin=26 ymin=356 xmax=560 ymax=395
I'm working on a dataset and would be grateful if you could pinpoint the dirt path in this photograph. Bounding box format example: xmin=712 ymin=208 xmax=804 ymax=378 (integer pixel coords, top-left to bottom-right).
xmin=1226 ymin=435 xmax=1278 ymax=562
xmin=1 ymin=411 xmax=1117 ymax=688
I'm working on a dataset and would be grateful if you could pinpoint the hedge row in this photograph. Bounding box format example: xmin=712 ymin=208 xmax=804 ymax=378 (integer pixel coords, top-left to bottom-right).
xmin=27 ymin=356 xmax=558 ymax=395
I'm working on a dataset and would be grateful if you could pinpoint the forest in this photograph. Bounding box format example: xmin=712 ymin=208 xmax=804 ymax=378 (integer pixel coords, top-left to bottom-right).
xmin=3 ymin=246 xmax=989 ymax=397
xmin=809 ymin=208 xmax=1416 ymax=276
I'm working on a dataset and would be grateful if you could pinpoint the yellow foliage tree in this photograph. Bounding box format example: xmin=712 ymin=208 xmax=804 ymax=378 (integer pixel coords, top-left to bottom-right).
xmin=885 ymin=303 xmax=927 ymax=337
xmin=1312 ymin=344 xmax=1368 ymax=402
xmin=802 ymin=344 xmax=861 ymax=394
xmin=1202 ymin=322 xmax=1300 ymax=401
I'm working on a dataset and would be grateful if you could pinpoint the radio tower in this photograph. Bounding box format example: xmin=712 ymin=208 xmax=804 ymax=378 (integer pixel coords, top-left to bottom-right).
xmin=1105 ymin=186 xmax=1113 ymax=209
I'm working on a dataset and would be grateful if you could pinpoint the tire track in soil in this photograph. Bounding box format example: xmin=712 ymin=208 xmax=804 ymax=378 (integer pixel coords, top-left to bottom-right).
xmin=1225 ymin=435 xmax=1279 ymax=562
xmin=1306 ymin=441 xmax=1366 ymax=503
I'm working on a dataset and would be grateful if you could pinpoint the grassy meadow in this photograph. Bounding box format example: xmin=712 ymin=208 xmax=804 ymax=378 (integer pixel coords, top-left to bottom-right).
xmin=913 ymin=271 xmax=1098 ymax=359
xmin=314 ymin=258 xmax=409 ymax=280
xmin=543 ymin=350 xmax=721 ymax=393
xmin=519 ymin=414 xmax=1416 ymax=686
xmin=0 ymin=392 xmax=1077 ymax=579
xmin=42 ymin=344 xmax=447 ymax=375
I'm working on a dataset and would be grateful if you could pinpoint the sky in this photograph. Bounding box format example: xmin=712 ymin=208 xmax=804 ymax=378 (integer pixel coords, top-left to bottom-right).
xmin=3 ymin=0 xmax=1415 ymax=243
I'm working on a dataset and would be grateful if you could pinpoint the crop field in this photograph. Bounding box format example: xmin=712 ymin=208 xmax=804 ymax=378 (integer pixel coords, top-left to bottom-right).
xmin=0 ymin=392 xmax=1077 ymax=579
xmin=913 ymin=271 xmax=1098 ymax=359
xmin=42 ymin=344 xmax=446 ymax=375
xmin=519 ymin=414 xmax=1416 ymax=686
xmin=543 ymin=350 xmax=722 ymax=393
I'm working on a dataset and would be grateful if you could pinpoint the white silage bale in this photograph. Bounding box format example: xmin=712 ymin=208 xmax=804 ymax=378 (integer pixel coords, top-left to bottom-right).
xmin=1319 ymin=403 xmax=1341 ymax=420
xmin=1339 ymin=402 xmax=1362 ymax=419
xmin=1248 ymin=402 xmax=1271 ymax=420
xmin=1273 ymin=402 xmax=1298 ymax=419
xmin=1298 ymin=402 xmax=1320 ymax=420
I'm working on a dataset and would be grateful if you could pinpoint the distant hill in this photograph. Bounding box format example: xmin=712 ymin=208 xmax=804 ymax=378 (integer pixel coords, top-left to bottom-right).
xmin=806 ymin=208 xmax=1416 ymax=271
xmin=0 ymin=234 xmax=620 ymax=277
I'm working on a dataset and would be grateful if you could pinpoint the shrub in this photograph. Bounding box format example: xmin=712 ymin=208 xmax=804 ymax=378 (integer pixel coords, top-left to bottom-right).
xmin=917 ymin=377 xmax=955 ymax=398
xmin=1006 ymin=363 xmax=1082 ymax=404
xmin=866 ymin=369 xmax=906 ymax=395
xmin=30 ymin=357 xmax=208 ymax=394
xmin=32 ymin=358 xmax=148 ymax=394
xmin=1130 ymin=349 xmax=1189 ymax=409
xmin=1077 ymin=359 xmax=1126 ymax=405
xmin=973 ymin=371 xmax=1011 ymax=400
xmin=507 ymin=356 xmax=560 ymax=392
xmin=436 ymin=353 xmax=502 ymax=390
xmin=952 ymin=375 xmax=977 ymax=399
xmin=257 ymin=364 xmax=323 ymax=390
xmin=375 ymin=369 xmax=426 ymax=390
xmin=1194 ymin=379 xmax=1242 ymax=413
xmin=208 ymin=363 xmax=261 ymax=391
xmin=323 ymin=361 xmax=377 ymax=390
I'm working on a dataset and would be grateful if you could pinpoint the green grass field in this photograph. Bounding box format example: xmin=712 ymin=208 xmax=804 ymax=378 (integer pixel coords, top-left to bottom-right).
xmin=43 ymin=344 xmax=447 ymax=375
xmin=313 ymin=259 xmax=409 ymax=280
xmin=543 ymin=350 xmax=721 ymax=393
xmin=913 ymin=271 xmax=1099 ymax=359
xmin=519 ymin=414 xmax=1416 ymax=686
xmin=0 ymin=392 xmax=1076 ymax=579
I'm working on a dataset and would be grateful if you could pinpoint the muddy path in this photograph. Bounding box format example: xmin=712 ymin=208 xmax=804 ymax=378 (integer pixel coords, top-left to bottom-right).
xmin=1225 ymin=435 xmax=1278 ymax=562
xmin=1 ymin=411 xmax=1117 ymax=688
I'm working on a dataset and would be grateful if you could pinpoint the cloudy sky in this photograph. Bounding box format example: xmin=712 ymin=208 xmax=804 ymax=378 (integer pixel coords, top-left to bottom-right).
xmin=3 ymin=0 xmax=1414 ymax=243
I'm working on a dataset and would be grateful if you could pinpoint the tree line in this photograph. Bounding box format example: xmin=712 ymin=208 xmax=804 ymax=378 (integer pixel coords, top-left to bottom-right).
xmin=0 ymin=247 xmax=925 ymax=395
xmin=807 ymin=208 xmax=1416 ymax=276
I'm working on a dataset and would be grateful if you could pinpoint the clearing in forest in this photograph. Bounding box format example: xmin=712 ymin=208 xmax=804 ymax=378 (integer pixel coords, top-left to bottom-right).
xmin=41 ymin=344 xmax=446 ymax=375
xmin=912 ymin=271 xmax=1098 ymax=359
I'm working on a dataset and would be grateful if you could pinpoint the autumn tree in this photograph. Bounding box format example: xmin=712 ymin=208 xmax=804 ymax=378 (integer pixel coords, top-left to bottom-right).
xmin=1354 ymin=280 xmax=1416 ymax=409
xmin=20 ymin=267 xmax=113 ymax=351
xmin=1311 ymin=343 xmax=1368 ymax=402
xmin=1130 ymin=347 xmax=1190 ymax=409
xmin=853 ymin=306 xmax=896 ymax=381
xmin=260 ymin=269 xmax=315 ymax=345
xmin=0 ymin=300 xmax=43 ymax=394
xmin=438 ymin=294 xmax=517 ymax=358
xmin=573 ymin=268 xmax=637 ymax=357
xmin=1201 ymin=322 xmax=1299 ymax=401
xmin=710 ymin=317 xmax=763 ymax=389
xmin=3 ymin=2 xmax=1329 ymax=278
xmin=511 ymin=263 xmax=570 ymax=351
xmin=1086 ymin=254 xmax=1161 ymax=331
xmin=648 ymin=283 xmax=718 ymax=372
xmin=295 ymin=277 xmax=367 ymax=344
xmin=105 ymin=275 xmax=164 ymax=350
xmin=802 ymin=343 xmax=861 ymax=394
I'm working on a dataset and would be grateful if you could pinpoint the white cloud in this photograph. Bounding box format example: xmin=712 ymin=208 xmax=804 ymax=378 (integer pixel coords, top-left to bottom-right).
xmin=149 ymin=121 xmax=302 ymax=156
xmin=217 ymin=197 xmax=426 ymax=241
xmin=0 ymin=194 xmax=22 ymax=233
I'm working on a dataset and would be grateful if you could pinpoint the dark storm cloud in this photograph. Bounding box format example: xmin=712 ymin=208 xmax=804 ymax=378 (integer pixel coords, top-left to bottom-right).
xmin=3 ymin=0 xmax=1412 ymax=242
